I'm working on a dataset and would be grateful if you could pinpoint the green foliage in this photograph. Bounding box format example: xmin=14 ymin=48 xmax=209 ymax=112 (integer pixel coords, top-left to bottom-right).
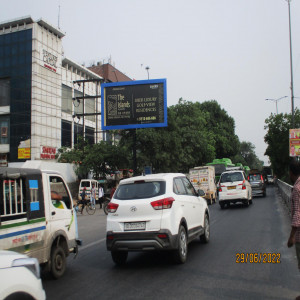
xmin=57 ymin=137 xmax=129 ymax=178
xmin=231 ymin=141 xmax=264 ymax=170
xmin=198 ymin=100 xmax=240 ymax=158
xmin=56 ymin=99 xmax=262 ymax=177
xmin=264 ymin=109 xmax=300 ymax=179
xmin=119 ymin=99 xmax=245 ymax=174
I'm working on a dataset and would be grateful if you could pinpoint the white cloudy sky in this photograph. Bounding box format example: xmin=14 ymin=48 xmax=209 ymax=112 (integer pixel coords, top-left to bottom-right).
xmin=2 ymin=0 xmax=300 ymax=165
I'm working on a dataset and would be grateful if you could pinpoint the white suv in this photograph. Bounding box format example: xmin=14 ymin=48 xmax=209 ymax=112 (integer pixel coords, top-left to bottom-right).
xmin=218 ymin=170 xmax=252 ymax=209
xmin=0 ymin=250 xmax=46 ymax=300
xmin=106 ymin=173 xmax=210 ymax=265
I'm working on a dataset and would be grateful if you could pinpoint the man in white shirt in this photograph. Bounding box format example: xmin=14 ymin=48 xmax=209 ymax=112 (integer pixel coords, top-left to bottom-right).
xmin=98 ymin=185 xmax=104 ymax=209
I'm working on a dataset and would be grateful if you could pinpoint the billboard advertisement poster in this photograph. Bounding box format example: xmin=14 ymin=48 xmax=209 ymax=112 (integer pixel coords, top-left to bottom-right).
xmin=101 ymin=79 xmax=167 ymax=130
xmin=289 ymin=129 xmax=300 ymax=157
xmin=18 ymin=148 xmax=31 ymax=159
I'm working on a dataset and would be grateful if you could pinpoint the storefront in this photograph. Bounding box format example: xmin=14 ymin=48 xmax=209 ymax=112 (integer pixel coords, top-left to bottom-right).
xmin=0 ymin=16 xmax=103 ymax=163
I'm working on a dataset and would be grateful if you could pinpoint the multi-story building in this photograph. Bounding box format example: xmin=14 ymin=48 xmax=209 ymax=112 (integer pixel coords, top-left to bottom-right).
xmin=0 ymin=16 xmax=104 ymax=165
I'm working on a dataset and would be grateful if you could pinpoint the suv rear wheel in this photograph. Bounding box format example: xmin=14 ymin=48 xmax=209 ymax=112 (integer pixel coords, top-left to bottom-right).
xmin=173 ymin=225 xmax=187 ymax=264
xmin=200 ymin=214 xmax=210 ymax=243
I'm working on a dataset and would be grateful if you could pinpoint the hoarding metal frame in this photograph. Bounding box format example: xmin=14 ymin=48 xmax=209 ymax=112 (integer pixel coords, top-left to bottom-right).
xmin=101 ymin=79 xmax=167 ymax=130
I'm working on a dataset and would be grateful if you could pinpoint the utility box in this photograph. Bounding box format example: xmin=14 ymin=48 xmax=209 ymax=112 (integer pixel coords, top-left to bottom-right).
xmin=189 ymin=166 xmax=216 ymax=205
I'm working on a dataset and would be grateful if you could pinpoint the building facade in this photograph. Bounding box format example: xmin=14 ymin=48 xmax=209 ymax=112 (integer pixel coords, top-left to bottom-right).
xmin=0 ymin=16 xmax=103 ymax=165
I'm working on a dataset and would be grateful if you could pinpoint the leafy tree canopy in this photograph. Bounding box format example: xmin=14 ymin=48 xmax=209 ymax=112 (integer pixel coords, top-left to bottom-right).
xmin=56 ymin=99 xmax=262 ymax=177
xmin=264 ymin=109 xmax=300 ymax=180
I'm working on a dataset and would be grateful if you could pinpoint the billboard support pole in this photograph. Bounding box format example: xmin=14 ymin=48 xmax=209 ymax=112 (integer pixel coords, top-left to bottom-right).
xmin=133 ymin=129 xmax=137 ymax=176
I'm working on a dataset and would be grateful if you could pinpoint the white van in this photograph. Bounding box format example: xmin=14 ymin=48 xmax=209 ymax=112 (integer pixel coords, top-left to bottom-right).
xmin=78 ymin=179 xmax=98 ymax=201
xmin=0 ymin=167 xmax=81 ymax=279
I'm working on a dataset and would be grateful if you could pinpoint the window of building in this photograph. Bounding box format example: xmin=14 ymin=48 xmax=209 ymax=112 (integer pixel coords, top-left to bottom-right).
xmin=74 ymin=123 xmax=83 ymax=146
xmin=61 ymin=84 xmax=72 ymax=114
xmin=0 ymin=116 xmax=9 ymax=144
xmin=61 ymin=120 xmax=71 ymax=147
xmin=0 ymin=78 xmax=10 ymax=106
xmin=85 ymin=126 xmax=95 ymax=145
xmin=74 ymin=90 xmax=83 ymax=115
xmin=85 ymin=97 xmax=95 ymax=122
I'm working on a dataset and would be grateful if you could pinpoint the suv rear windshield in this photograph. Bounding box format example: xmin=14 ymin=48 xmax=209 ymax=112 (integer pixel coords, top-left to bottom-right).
xmin=220 ymin=172 xmax=244 ymax=183
xmin=114 ymin=181 xmax=166 ymax=200
xmin=249 ymin=174 xmax=262 ymax=182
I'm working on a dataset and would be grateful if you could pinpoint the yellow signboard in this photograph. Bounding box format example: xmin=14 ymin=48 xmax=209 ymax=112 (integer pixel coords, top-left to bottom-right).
xmin=18 ymin=148 xmax=31 ymax=159
xmin=289 ymin=129 xmax=300 ymax=157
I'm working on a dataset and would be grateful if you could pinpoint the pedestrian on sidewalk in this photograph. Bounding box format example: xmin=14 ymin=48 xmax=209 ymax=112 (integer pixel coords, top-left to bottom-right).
xmin=91 ymin=184 xmax=96 ymax=209
xmin=287 ymin=158 xmax=300 ymax=271
xmin=98 ymin=184 xmax=104 ymax=209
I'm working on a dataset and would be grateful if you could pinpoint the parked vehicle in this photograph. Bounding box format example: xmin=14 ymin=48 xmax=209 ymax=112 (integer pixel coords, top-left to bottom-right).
xmin=0 ymin=250 xmax=46 ymax=300
xmin=78 ymin=179 xmax=98 ymax=201
xmin=106 ymin=173 xmax=210 ymax=265
xmin=248 ymin=171 xmax=266 ymax=197
xmin=0 ymin=167 xmax=81 ymax=279
xmin=189 ymin=166 xmax=216 ymax=204
xmin=218 ymin=170 xmax=252 ymax=209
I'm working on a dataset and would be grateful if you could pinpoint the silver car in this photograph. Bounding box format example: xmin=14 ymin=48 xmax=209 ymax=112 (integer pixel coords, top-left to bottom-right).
xmin=248 ymin=173 xmax=266 ymax=197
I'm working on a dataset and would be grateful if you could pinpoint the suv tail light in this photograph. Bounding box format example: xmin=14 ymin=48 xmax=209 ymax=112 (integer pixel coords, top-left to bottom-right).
xmin=107 ymin=202 xmax=119 ymax=213
xmin=151 ymin=197 xmax=175 ymax=210
xmin=261 ymin=175 xmax=264 ymax=183
xmin=238 ymin=180 xmax=247 ymax=190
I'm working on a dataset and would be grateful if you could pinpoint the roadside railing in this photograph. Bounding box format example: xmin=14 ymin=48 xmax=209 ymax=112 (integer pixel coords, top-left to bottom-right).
xmin=275 ymin=179 xmax=293 ymax=214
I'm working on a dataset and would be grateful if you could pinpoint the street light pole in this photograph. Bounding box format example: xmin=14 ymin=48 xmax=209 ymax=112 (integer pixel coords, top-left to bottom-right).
xmin=265 ymin=96 xmax=288 ymax=114
xmin=286 ymin=0 xmax=295 ymax=127
xmin=145 ymin=66 xmax=150 ymax=80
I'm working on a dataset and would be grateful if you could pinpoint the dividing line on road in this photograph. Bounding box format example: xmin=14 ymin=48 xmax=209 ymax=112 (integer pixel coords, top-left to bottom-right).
xmin=80 ymin=238 xmax=106 ymax=251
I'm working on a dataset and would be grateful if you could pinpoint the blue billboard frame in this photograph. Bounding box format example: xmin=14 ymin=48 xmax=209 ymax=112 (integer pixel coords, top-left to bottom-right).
xmin=101 ymin=78 xmax=167 ymax=130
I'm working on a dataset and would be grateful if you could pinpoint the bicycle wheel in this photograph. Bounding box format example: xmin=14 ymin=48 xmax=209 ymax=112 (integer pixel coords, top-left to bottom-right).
xmin=103 ymin=201 xmax=109 ymax=215
xmin=86 ymin=203 xmax=96 ymax=215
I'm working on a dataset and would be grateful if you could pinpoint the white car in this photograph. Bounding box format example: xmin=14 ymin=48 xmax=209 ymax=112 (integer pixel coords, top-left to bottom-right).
xmin=0 ymin=250 xmax=46 ymax=300
xmin=106 ymin=173 xmax=210 ymax=265
xmin=218 ymin=170 xmax=252 ymax=209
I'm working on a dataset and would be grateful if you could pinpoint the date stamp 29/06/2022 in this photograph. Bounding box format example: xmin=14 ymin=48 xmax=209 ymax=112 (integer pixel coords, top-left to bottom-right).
xmin=236 ymin=253 xmax=281 ymax=264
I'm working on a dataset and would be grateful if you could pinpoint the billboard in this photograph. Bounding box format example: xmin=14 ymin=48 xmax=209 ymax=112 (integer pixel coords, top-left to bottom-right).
xmin=289 ymin=129 xmax=300 ymax=157
xmin=101 ymin=79 xmax=167 ymax=130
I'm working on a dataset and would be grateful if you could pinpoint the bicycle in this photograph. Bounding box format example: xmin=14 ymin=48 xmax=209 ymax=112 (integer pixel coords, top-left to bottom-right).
xmin=74 ymin=200 xmax=96 ymax=215
xmin=103 ymin=197 xmax=110 ymax=215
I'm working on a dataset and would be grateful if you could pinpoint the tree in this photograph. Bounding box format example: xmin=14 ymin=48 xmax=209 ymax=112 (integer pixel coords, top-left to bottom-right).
xmin=264 ymin=109 xmax=300 ymax=180
xmin=232 ymin=141 xmax=263 ymax=170
xmin=119 ymin=99 xmax=243 ymax=173
xmin=57 ymin=138 xmax=129 ymax=178
xmin=198 ymin=100 xmax=240 ymax=159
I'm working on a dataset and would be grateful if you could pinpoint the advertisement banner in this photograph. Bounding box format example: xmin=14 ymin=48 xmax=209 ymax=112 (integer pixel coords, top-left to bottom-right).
xmin=101 ymin=79 xmax=167 ymax=130
xmin=289 ymin=129 xmax=300 ymax=157
xmin=18 ymin=148 xmax=31 ymax=159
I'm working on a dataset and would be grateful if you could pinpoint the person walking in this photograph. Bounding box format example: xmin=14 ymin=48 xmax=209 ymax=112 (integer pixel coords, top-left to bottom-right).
xmin=79 ymin=187 xmax=87 ymax=214
xmin=91 ymin=184 xmax=96 ymax=209
xmin=98 ymin=184 xmax=104 ymax=209
xmin=287 ymin=159 xmax=300 ymax=272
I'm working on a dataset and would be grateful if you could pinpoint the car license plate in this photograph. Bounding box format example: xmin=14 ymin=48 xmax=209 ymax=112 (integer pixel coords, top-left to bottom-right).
xmin=227 ymin=186 xmax=236 ymax=190
xmin=124 ymin=222 xmax=146 ymax=231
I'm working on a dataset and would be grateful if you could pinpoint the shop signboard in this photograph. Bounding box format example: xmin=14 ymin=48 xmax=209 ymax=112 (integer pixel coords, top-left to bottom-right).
xmin=289 ymin=129 xmax=300 ymax=157
xmin=18 ymin=148 xmax=30 ymax=159
xmin=40 ymin=146 xmax=57 ymax=160
xmin=101 ymin=79 xmax=167 ymax=130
